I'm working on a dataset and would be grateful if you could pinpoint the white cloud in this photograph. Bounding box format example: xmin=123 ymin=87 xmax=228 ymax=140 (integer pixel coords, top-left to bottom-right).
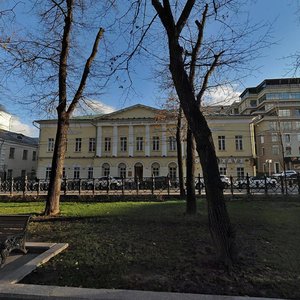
xmin=203 ymin=85 xmax=240 ymax=106
xmin=74 ymin=98 xmax=115 ymax=116
xmin=10 ymin=116 xmax=39 ymax=137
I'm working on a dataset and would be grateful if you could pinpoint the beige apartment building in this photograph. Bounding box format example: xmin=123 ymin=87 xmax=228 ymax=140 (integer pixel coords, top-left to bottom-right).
xmin=36 ymin=104 xmax=256 ymax=180
xmin=236 ymin=78 xmax=300 ymax=174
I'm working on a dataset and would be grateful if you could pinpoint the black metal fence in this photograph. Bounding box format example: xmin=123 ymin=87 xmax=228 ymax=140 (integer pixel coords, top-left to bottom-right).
xmin=1 ymin=173 xmax=300 ymax=196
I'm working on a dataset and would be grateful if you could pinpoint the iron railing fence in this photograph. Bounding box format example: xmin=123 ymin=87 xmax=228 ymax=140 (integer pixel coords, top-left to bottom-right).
xmin=0 ymin=173 xmax=299 ymax=196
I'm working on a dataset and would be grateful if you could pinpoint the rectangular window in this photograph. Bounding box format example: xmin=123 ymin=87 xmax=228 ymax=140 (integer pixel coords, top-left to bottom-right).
xmin=261 ymin=147 xmax=265 ymax=156
xmin=21 ymin=170 xmax=26 ymax=178
xmin=152 ymin=136 xmax=160 ymax=151
xmin=46 ymin=167 xmax=51 ymax=180
xmin=62 ymin=167 xmax=66 ymax=178
xmin=9 ymin=147 xmax=15 ymax=159
xmin=120 ymin=137 xmax=127 ymax=152
xmin=298 ymin=134 xmax=300 ymax=142
xmin=235 ymin=135 xmax=243 ymax=150
xmin=89 ymin=138 xmax=95 ymax=152
xmin=75 ymin=138 xmax=82 ymax=152
xmin=219 ymin=167 xmax=227 ymax=175
xmin=278 ymin=109 xmax=291 ymax=117
xmin=74 ymin=167 xmax=80 ymax=179
xmin=260 ymin=135 xmax=264 ymax=144
xmin=32 ymin=151 xmax=36 ymax=161
xmin=271 ymin=133 xmax=278 ymax=142
xmin=281 ymin=122 xmax=292 ymax=130
xmin=88 ymin=167 xmax=93 ymax=179
xmin=218 ymin=136 xmax=226 ymax=151
xmin=295 ymin=121 xmax=300 ymax=130
xmin=269 ymin=121 xmax=278 ymax=131
xmin=136 ymin=137 xmax=143 ymax=151
xmin=295 ymin=109 xmax=300 ymax=116
xmin=272 ymin=145 xmax=279 ymax=155
xmin=285 ymin=146 xmax=292 ymax=155
xmin=285 ymin=134 xmax=291 ymax=143
xmin=48 ymin=138 xmax=54 ymax=152
xmin=104 ymin=137 xmax=111 ymax=152
xmin=237 ymin=167 xmax=244 ymax=178
xmin=168 ymin=136 xmax=177 ymax=151
xmin=7 ymin=169 xmax=12 ymax=179
xmin=274 ymin=162 xmax=280 ymax=174
xmin=22 ymin=150 xmax=28 ymax=160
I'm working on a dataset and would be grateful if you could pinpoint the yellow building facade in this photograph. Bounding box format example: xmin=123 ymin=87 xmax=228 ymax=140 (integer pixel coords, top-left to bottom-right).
xmin=36 ymin=104 xmax=255 ymax=180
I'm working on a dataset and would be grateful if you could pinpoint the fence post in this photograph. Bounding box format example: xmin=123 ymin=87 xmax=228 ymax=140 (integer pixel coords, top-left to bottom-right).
xmin=64 ymin=177 xmax=67 ymax=195
xmin=151 ymin=175 xmax=154 ymax=195
xmin=230 ymin=175 xmax=234 ymax=196
xmin=264 ymin=175 xmax=268 ymax=194
xmin=198 ymin=174 xmax=201 ymax=195
xmin=136 ymin=178 xmax=139 ymax=195
xmin=92 ymin=178 xmax=95 ymax=196
xmin=23 ymin=175 xmax=27 ymax=197
xmin=246 ymin=173 xmax=250 ymax=195
xmin=37 ymin=178 xmax=40 ymax=196
xmin=167 ymin=174 xmax=170 ymax=196
xmin=121 ymin=176 xmax=125 ymax=195
xmin=78 ymin=178 xmax=81 ymax=195
xmin=280 ymin=175 xmax=284 ymax=194
xmin=297 ymin=172 xmax=300 ymax=195
xmin=106 ymin=177 xmax=110 ymax=194
xmin=10 ymin=177 xmax=14 ymax=196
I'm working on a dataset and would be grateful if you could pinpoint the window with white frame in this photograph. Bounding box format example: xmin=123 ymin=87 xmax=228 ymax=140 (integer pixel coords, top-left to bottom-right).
xmin=285 ymin=146 xmax=292 ymax=155
xmin=235 ymin=135 xmax=243 ymax=150
xmin=48 ymin=138 xmax=54 ymax=152
xmin=75 ymin=138 xmax=82 ymax=152
xmin=118 ymin=163 xmax=126 ymax=178
xmin=271 ymin=133 xmax=278 ymax=142
xmin=260 ymin=135 xmax=264 ymax=144
xmin=295 ymin=121 xmax=300 ymax=130
xmin=272 ymin=145 xmax=279 ymax=155
xmin=120 ymin=137 xmax=127 ymax=152
xmin=168 ymin=136 xmax=176 ymax=151
xmin=73 ymin=166 xmax=80 ymax=179
xmin=9 ymin=147 xmax=15 ymax=159
xmin=151 ymin=162 xmax=160 ymax=176
xmin=136 ymin=137 xmax=143 ymax=151
xmin=261 ymin=147 xmax=265 ymax=156
xmin=102 ymin=163 xmax=110 ymax=176
xmin=22 ymin=150 xmax=28 ymax=160
xmin=281 ymin=122 xmax=292 ymax=130
xmin=237 ymin=167 xmax=244 ymax=178
xmin=278 ymin=109 xmax=291 ymax=117
xmin=285 ymin=134 xmax=291 ymax=143
xmin=219 ymin=167 xmax=227 ymax=175
xmin=87 ymin=167 xmax=93 ymax=179
xmin=89 ymin=138 xmax=95 ymax=152
xmin=218 ymin=136 xmax=226 ymax=151
xmin=274 ymin=162 xmax=280 ymax=173
xmin=152 ymin=136 xmax=160 ymax=151
xmin=45 ymin=167 xmax=51 ymax=180
xmin=104 ymin=137 xmax=111 ymax=152
xmin=168 ymin=163 xmax=177 ymax=180
xmin=269 ymin=121 xmax=278 ymax=131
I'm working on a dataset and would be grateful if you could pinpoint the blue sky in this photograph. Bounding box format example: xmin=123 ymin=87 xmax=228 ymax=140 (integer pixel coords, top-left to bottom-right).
xmin=1 ymin=0 xmax=300 ymax=137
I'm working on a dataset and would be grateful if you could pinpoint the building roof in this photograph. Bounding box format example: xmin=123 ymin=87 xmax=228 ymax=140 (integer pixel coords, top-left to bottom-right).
xmin=240 ymin=78 xmax=300 ymax=98
xmin=0 ymin=129 xmax=38 ymax=146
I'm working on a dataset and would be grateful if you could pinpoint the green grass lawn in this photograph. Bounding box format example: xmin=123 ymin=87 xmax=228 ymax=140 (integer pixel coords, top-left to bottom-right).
xmin=1 ymin=198 xmax=299 ymax=299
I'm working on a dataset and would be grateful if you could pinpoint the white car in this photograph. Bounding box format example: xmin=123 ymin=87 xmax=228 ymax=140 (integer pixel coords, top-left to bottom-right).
xmin=87 ymin=176 xmax=122 ymax=190
xmin=234 ymin=176 xmax=277 ymax=188
xmin=281 ymin=170 xmax=297 ymax=178
xmin=196 ymin=175 xmax=231 ymax=189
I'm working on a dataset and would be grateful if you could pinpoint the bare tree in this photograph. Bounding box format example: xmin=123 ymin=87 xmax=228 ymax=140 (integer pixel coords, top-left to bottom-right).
xmin=151 ymin=0 xmax=270 ymax=266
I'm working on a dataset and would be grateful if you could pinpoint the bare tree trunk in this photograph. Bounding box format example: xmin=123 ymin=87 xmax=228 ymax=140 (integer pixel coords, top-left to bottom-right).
xmin=176 ymin=107 xmax=185 ymax=197
xmin=44 ymin=113 xmax=69 ymax=215
xmin=186 ymin=127 xmax=196 ymax=214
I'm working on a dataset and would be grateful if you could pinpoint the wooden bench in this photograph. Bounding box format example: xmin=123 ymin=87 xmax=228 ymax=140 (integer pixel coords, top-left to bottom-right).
xmin=0 ymin=215 xmax=31 ymax=267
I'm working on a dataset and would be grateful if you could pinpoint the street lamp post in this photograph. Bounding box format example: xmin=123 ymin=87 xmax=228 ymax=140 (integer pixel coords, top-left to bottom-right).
xmin=266 ymin=159 xmax=272 ymax=177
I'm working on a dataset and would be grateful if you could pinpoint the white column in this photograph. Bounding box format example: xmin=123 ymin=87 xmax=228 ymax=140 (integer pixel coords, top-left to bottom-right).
xmin=145 ymin=125 xmax=150 ymax=156
xmin=162 ymin=124 xmax=167 ymax=157
xmin=129 ymin=125 xmax=134 ymax=157
xmin=96 ymin=126 xmax=102 ymax=157
xmin=112 ymin=125 xmax=118 ymax=157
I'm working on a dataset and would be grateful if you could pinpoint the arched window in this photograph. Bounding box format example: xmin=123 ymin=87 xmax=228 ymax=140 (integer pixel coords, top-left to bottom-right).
xmin=102 ymin=163 xmax=110 ymax=176
xmin=151 ymin=162 xmax=160 ymax=177
xmin=168 ymin=162 xmax=177 ymax=180
xmin=118 ymin=163 xmax=126 ymax=178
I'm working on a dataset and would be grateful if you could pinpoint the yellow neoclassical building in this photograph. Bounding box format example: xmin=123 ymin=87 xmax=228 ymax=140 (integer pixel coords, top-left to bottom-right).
xmin=36 ymin=104 xmax=256 ymax=180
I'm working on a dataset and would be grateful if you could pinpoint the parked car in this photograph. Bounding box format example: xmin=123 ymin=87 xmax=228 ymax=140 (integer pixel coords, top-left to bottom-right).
xmin=87 ymin=176 xmax=122 ymax=190
xmin=234 ymin=176 xmax=277 ymax=188
xmin=195 ymin=175 xmax=230 ymax=189
xmin=281 ymin=170 xmax=298 ymax=178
